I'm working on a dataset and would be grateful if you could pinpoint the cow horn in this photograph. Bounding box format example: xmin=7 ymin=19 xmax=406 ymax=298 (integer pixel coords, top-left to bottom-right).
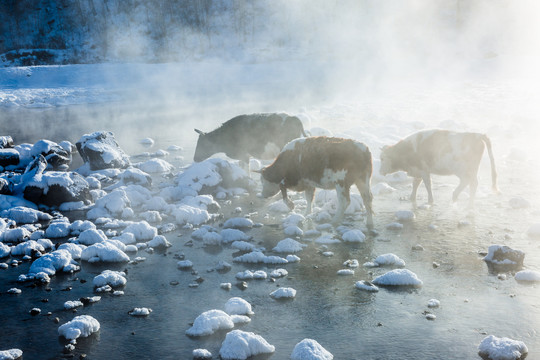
xmin=194 ymin=129 xmax=205 ymax=136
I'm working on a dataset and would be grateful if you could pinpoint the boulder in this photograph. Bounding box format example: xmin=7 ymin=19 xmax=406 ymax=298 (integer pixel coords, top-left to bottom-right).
xmin=0 ymin=148 xmax=19 ymax=167
xmin=21 ymin=155 xmax=92 ymax=207
xmin=0 ymin=135 xmax=14 ymax=149
xmin=30 ymin=139 xmax=71 ymax=171
xmin=76 ymin=131 xmax=130 ymax=171
xmin=483 ymin=245 xmax=525 ymax=273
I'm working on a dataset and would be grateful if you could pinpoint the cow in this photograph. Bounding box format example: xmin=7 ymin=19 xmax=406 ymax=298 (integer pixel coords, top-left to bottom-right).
xmin=258 ymin=136 xmax=374 ymax=228
xmin=193 ymin=113 xmax=307 ymax=166
xmin=379 ymin=129 xmax=499 ymax=205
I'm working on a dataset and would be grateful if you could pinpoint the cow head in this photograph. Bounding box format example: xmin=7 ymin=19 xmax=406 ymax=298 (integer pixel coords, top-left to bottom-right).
xmin=193 ymin=129 xmax=212 ymax=162
xmin=379 ymin=145 xmax=394 ymax=176
xmin=259 ymin=167 xmax=281 ymax=198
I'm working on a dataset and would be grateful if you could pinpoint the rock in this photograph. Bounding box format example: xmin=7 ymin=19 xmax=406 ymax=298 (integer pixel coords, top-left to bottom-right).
xmin=22 ymin=160 xmax=92 ymax=207
xmin=0 ymin=135 xmax=14 ymax=149
xmin=0 ymin=178 xmax=12 ymax=195
xmin=483 ymin=245 xmax=525 ymax=273
xmin=0 ymin=148 xmax=20 ymax=167
xmin=76 ymin=131 xmax=130 ymax=171
xmin=31 ymin=139 xmax=71 ymax=171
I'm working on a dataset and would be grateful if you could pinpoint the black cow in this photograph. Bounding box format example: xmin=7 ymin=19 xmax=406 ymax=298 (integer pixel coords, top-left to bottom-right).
xmin=193 ymin=113 xmax=307 ymax=165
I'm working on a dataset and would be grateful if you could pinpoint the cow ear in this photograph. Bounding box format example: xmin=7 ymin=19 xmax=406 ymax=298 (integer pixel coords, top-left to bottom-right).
xmin=194 ymin=129 xmax=206 ymax=136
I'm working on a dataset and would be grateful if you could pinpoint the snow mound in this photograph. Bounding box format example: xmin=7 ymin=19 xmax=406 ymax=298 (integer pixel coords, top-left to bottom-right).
xmin=224 ymin=297 xmax=254 ymax=315
xmin=515 ymin=270 xmax=540 ymax=282
xmin=371 ymin=253 xmax=406 ymax=267
xmin=223 ymin=217 xmax=254 ymax=229
xmin=219 ymin=330 xmax=275 ymax=360
xmin=0 ymin=349 xmax=23 ymax=360
xmin=81 ymin=242 xmax=130 ymax=263
xmin=28 ymin=249 xmax=75 ymax=276
xmin=186 ymin=309 xmax=235 ymax=336
xmin=270 ymin=287 xmax=296 ymax=299
xmin=233 ymin=251 xmax=288 ymax=264
xmin=93 ymin=270 xmax=127 ymax=288
xmin=372 ymin=269 xmax=423 ymax=287
xmin=128 ymin=307 xmax=152 ymax=316
xmin=478 ymin=335 xmax=528 ymax=360
xmin=291 ymin=338 xmax=333 ymax=360
xmin=341 ymin=229 xmax=366 ymax=243
xmin=221 ymin=229 xmax=250 ymax=244
xmin=355 ymin=280 xmax=379 ymax=292
xmin=58 ymin=315 xmax=100 ymax=340
xmin=395 ymin=210 xmax=415 ymax=221
xmin=273 ymin=238 xmax=307 ymax=253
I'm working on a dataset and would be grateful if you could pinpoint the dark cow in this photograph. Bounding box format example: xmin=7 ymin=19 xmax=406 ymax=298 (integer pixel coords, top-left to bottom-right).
xmin=379 ymin=129 xmax=498 ymax=205
xmin=193 ymin=113 xmax=307 ymax=164
xmin=259 ymin=136 xmax=374 ymax=228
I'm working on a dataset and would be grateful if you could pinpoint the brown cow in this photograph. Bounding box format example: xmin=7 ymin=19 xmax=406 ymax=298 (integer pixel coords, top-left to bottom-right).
xmin=259 ymin=136 xmax=374 ymax=228
xmin=379 ymin=129 xmax=498 ymax=205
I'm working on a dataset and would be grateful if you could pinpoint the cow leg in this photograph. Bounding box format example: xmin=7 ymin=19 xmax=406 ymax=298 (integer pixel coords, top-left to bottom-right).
xmin=410 ymin=177 xmax=422 ymax=203
xmin=333 ymin=184 xmax=350 ymax=225
xmin=468 ymin=176 xmax=478 ymax=207
xmin=304 ymin=186 xmax=316 ymax=214
xmin=356 ymin=181 xmax=374 ymax=229
xmin=452 ymin=176 xmax=469 ymax=202
xmin=280 ymin=184 xmax=295 ymax=210
xmin=422 ymin=174 xmax=434 ymax=204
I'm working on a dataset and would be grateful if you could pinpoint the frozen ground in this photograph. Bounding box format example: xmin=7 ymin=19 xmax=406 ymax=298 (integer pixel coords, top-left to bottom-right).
xmin=1 ymin=62 xmax=540 ymax=359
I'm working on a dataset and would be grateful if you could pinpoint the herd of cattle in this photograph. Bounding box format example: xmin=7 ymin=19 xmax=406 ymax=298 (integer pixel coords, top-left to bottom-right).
xmin=193 ymin=113 xmax=499 ymax=229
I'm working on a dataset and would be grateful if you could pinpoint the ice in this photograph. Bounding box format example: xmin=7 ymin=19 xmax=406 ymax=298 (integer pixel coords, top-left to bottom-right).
xmin=291 ymin=338 xmax=334 ymax=360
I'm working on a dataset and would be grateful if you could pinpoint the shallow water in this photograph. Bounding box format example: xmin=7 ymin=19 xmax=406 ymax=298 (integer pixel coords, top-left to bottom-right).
xmin=2 ymin=83 xmax=540 ymax=359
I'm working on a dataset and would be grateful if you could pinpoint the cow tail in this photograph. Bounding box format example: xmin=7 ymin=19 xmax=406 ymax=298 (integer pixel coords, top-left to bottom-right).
xmin=482 ymin=134 xmax=499 ymax=194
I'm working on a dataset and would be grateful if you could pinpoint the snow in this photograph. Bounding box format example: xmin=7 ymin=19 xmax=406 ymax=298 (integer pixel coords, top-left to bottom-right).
xmin=219 ymin=330 xmax=275 ymax=360
xmin=372 ymin=269 xmax=423 ymax=287
xmin=270 ymin=287 xmax=297 ymax=299
xmin=370 ymin=253 xmax=406 ymax=267
xmin=233 ymin=251 xmax=288 ymax=264
xmin=355 ymin=280 xmax=379 ymax=292
xmin=93 ymin=270 xmax=127 ymax=288
xmin=192 ymin=348 xmax=212 ymax=359
xmin=291 ymin=339 xmax=333 ymax=360
xmin=341 ymin=229 xmax=366 ymax=243
xmin=220 ymin=229 xmax=250 ymax=244
xmin=77 ymin=228 xmax=108 ymax=245
xmin=515 ymin=270 xmax=540 ymax=282
xmin=122 ymin=221 xmax=158 ymax=242
xmin=224 ymin=297 xmax=254 ymax=315
xmin=10 ymin=240 xmax=45 ymax=256
xmin=0 ymin=349 xmax=23 ymax=360
xmin=28 ymin=249 xmax=76 ymax=276
xmin=58 ymin=315 xmax=100 ymax=340
xmin=81 ymin=242 xmax=130 ymax=263
xmin=394 ymin=210 xmax=415 ymax=222
xmin=177 ymin=260 xmax=193 ymax=269
xmin=64 ymin=300 xmax=84 ymax=310
xmin=137 ymin=158 xmax=173 ymax=173
xmin=478 ymin=335 xmax=528 ymax=360
xmin=427 ymin=299 xmax=441 ymax=308
xmin=186 ymin=309 xmax=235 ymax=336
xmin=273 ymin=238 xmax=307 ymax=253
xmin=223 ymin=217 xmax=254 ymax=229
xmin=128 ymin=308 xmax=152 ymax=316
xmin=0 ymin=206 xmax=52 ymax=224
xmin=147 ymin=235 xmax=171 ymax=249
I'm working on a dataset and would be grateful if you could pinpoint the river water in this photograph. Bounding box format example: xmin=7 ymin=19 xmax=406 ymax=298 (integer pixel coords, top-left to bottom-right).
xmin=1 ymin=77 xmax=540 ymax=359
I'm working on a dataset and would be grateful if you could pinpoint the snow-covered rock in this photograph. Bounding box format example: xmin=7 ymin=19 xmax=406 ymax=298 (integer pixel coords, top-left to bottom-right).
xmin=76 ymin=131 xmax=130 ymax=171
xmin=372 ymin=269 xmax=423 ymax=287
xmin=58 ymin=315 xmax=100 ymax=340
xmin=270 ymin=287 xmax=296 ymax=299
xmin=478 ymin=335 xmax=528 ymax=360
xmin=224 ymin=297 xmax=254 ymax=315
xmin=219 ymin=330 xmax=275 ymax=360
xmin=186 ymin=309 xmax=235 ymax=336
xmin=291 ymin=338 xmax=333 ymax=360
xmin=93 ymin=270 xmax=127 ymax=288
xmin=273 ymin=238 xmax=307 ymax=253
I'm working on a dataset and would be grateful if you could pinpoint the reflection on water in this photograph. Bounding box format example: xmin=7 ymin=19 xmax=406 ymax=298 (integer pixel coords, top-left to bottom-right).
xmin=2 ymin=91 xmax=540 ymax=359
